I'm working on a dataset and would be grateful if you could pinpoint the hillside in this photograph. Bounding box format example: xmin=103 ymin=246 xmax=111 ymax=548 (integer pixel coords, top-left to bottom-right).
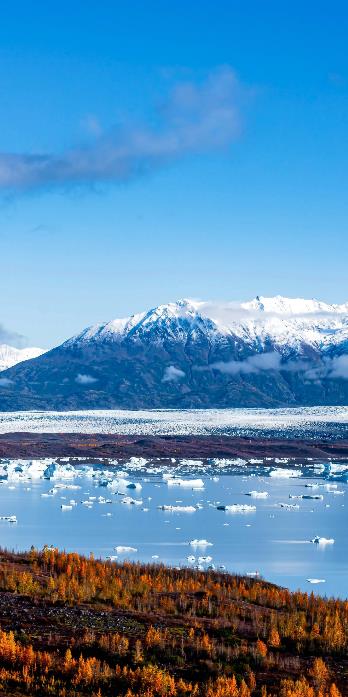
xmin=0 ymin=547 xmax=345 ymax=696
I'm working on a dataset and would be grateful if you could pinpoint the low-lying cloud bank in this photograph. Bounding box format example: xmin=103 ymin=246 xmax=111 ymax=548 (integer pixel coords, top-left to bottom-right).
xmin=210 ymin=352 xmax=348 ymax=380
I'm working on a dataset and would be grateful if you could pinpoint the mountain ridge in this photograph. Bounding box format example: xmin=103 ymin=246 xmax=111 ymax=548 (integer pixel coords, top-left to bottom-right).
xmin=0 ymin=344 xmax=45 ymax=372
xmin=1 ymin=295 xmax=348 ymax=410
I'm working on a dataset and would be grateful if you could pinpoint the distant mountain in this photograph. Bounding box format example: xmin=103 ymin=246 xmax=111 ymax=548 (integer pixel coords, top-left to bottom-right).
xmin=0 ymin=344 xmax=45 ymax=372
xmin=1 ymin=296 xmax=348 ymax=410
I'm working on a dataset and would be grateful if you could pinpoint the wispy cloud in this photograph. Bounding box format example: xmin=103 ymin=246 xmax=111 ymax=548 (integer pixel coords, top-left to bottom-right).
xmin=0 ymin=377 xmax=13 ymax=387
xmin=211 ymin=352 xmax=282 ymax=375
xmin=162 ymin=365 xmax=185 ymax=382
xmin=75 ymin=373 xmax=98 ymax=385
xmin=0 ymin=67 xmax=247 ymax=193
xmin=210 ymin=352 xmax=348 ymax=381
xmin=0 ymin=323 xmax=26 ymax=348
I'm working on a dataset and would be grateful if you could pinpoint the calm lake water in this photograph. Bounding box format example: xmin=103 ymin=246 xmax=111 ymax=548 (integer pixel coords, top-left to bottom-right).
xmin=0 ymin=459 xmax=346 ymax=599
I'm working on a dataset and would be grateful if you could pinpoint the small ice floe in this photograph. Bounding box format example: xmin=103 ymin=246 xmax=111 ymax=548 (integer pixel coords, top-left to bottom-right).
xmin=277 ymin=503 xmax=300 ymax=510
xmin=115 ymin=545 xmax=137 ymax=554
xmin=81 ymin=500 xmax=93 ymax=507
xmin=332 ymin=490 xmax=345 ymax=496
xmin=189 ymin=539 xmax=213 ymax=547
xmin=217 ymin=504 xmax=256 ymax=513
xmin=102 ymin=512 xmax=112 ymax=517
xmin=269 ymin=468 xmax=302 ymax=478
xmin=187 ymin=555 xmax=196 ymax=563
xmin=121 ymin=496 xmax=143 ymax=505
xmin=246 ymin=491 xmax=268 ymax=499
xmin=198 ymin=556 xmax=213 ymax=564
xmin=307 ymin=578 xmax=326 ymax=584
xmin=0 ymin=515 xmax=17 ymax=523
xmin=152 ymin=555 xmax=159 ymax=560
xmin=311 ymin=536 xmax=335 ymax=545
xmin=166 ymin=478 xmax=204 ymax=489
xmin=61 ymin=504 xmax=73 ymax=511
xmin=106 ymin=555 xmax=118 ymax=561
xmin=289 ymin=494 xmax=323 ymax=500
xmin=158 ymin=504 xmax=196 ymax=512
xmin=329 ymin=463 xmax=348 ymax=474
xmin=107 ymin=478 xmax=142 ymax=492
xmin=246 ymin=571 xmax=260 ymax=578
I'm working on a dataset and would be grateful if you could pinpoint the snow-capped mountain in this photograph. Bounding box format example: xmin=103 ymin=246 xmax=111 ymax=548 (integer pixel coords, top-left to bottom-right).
xmin=0 ymin=344 xmax=45 ymax=372
xmin=65 ymin=295 xmax=348 ymax=355
xmin=1 ymin=296 xmax=348 ymax=410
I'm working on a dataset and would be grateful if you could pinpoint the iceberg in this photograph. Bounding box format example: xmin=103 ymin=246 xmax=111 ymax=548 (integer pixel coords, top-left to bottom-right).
xmin=158 ymin=505 xmax=196 ymax=512
xmin=270 ymin=468 xmax=302 ymax=478
xmin=167 ymin=478 xmax=204 ymax=489
xmin=246 ymin=491 xmax=268 ymax=499
xmin=189 ymin=539 xmax=213 ymax=547
xmin=217 ymin=504 xmax=256 ymax=513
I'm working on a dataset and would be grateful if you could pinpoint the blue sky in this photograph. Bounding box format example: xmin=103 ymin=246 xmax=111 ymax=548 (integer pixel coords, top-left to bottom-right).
xmin=1 ymin=1 xmax=348 ymax=347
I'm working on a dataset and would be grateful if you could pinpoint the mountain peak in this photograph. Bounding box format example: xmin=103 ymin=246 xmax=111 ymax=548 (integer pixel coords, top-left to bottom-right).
xmin=242 ymin=295 xmax=348 ymax=315
xmin=0 ymin=344 xmax=45 ymax=372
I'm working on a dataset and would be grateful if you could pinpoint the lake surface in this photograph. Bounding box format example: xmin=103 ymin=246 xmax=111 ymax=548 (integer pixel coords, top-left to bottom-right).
xmin=0 ymin=458 xmax=346 ymax=599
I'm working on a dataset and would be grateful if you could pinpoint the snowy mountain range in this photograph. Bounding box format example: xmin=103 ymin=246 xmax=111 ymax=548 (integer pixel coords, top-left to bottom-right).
xmin=0 ymin=344 xmax=44 ymax=372
xmin=1 ymin=295 xmax=348 ymax=410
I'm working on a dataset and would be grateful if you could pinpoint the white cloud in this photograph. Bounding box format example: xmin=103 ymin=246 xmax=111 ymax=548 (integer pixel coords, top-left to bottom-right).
xmin=325 ymin=355 xmax=348 ymax=379
xmin=0 ymin=67 xmax=247 ymax=193
xmin=162 ymin=365 xmax=185 ymax=382
xmin=75 ymin=373 xmax=98 ymax=385
xmin=211 ymin=352 xmax=282 ymax=375
xmin=0 ymin=377 xmax=13 ymax=387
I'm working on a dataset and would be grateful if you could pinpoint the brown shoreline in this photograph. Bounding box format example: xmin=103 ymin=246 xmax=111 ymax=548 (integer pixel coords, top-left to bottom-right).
xmin=0 ymin=431 xmax=348 ymax=459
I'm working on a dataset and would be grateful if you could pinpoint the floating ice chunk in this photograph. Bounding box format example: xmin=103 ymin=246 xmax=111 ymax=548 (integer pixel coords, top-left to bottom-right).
xmin=270 ymin=468 xmax=302 ymax=478
xmin=187 ymin=555 xmax=196 ymax=563
xmin=290 ymin=494 xmax=323 ymax=500
xmin=167 ymin=478 xmax=204 ymax=489
xmin=277 ymin=502 xmax=299 ymax=510
xmin=198 ymin=556 xmax=213 ymax=563
xmin=246 ymin=491 xmax=268 ymax=499
xmin=121 ymin=496 xmax=143 ymax=505
xmin=217 ymin=504 xmax=256 ymax=513
xmin=107 ymin=478 xmax=142 ymax=492
xmin=61 ymin=504 xmax=73 ymax=511
xmin=311 ymin=536 xmax=335 ymax=545
xmin=189 ymin=539 xmax=213 ymax=547
xmin=0 ymin=514 xmax=17 ymax=522
xmin=307 ymin=578 xmax=326 ymax=584
xmin=329 ymin=463 xmax=348 ymax=473
xmin=115 ymin=545 xmax=137 ymax=554
xmin=106 ymin=555 xmax=118 ymax=561
xmin=246 ymin=571 xmax=260 ymax=578
xmin=44 ymin=462 xmax=76 ymax=479
xmin=158 ymin=504 xmax=196 ymax=512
